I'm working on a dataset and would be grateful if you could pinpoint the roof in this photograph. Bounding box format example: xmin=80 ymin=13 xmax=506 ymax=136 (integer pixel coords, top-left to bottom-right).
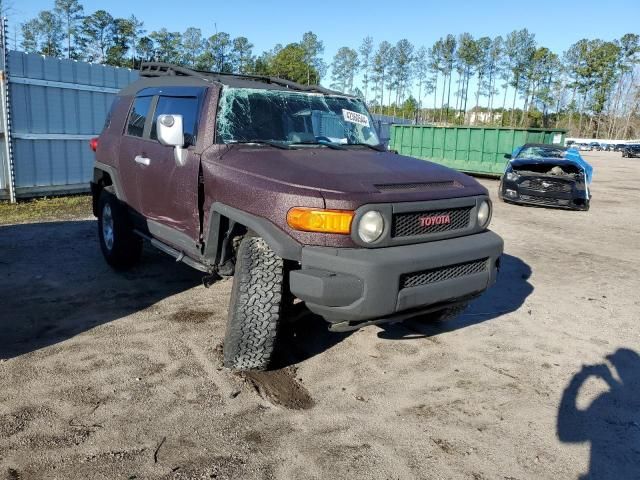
xmin=119 ymin=62 xmax=346 ymax=97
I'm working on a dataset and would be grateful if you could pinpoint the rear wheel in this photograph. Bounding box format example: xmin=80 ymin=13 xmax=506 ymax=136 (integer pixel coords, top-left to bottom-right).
xmin=223 ymin=236 xmax=285 ymax=370
xmin=97 ymin=191 xmax=142 ymax=270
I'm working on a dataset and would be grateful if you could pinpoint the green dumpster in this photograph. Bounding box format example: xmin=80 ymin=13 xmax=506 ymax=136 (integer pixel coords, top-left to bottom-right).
xmin=389 ymin=125 xmax=567 ymax=177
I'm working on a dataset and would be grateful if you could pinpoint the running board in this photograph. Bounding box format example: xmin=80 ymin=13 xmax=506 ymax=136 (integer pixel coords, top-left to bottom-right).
xmin=133 ymin=229 xmax=212 ymax=273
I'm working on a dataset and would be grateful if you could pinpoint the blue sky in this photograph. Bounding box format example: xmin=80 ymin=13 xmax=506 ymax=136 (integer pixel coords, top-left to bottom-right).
xmin=13 ymin=0 xmax=639 ymax=55
xmin=10 ymin=0 xmax=640 ymax=107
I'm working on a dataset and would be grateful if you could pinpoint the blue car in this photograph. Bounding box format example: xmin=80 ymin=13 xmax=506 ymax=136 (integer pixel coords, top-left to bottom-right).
xmin=499 ymin=143 xmax=593 ymax=211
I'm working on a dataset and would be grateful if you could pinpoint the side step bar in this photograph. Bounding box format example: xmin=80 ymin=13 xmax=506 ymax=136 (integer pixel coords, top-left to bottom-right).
xmin=133 ymin=229 xmax=212 ymax=273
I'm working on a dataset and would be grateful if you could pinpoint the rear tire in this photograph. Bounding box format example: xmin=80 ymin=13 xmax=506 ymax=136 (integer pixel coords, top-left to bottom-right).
xmin=223 ymin=236 xmax=284 ymax=370
xmin=97 ymin=190 xmax=142 ymax=270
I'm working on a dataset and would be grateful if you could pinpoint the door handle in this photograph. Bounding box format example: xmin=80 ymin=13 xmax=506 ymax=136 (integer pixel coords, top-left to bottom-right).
xmin=134 ymin=155 xmax=151 ymax=166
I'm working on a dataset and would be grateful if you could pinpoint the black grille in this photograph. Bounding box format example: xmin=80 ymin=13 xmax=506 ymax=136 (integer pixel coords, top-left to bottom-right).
xmin=375 ymin=181 xmax=463 ymax=192
xmin=520 ymin=194 xmax=570 ymax=206
xmin=401 ymin=258 xmax=488 ymax=289
xmin=520 ymin=178 xmax=572 ymax=193
xmin=392 ymin=207 xmax=472 ymax=238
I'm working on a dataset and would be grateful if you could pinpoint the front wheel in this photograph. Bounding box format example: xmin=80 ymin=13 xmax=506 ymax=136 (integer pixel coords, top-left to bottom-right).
xmin=223 ymin=236 xmax=285 ymax=370
xmin=97 ymin=191 xmax=142 ymax=270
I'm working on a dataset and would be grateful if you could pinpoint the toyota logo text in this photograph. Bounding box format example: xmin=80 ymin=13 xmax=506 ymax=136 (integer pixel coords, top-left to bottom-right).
xmin=419 ymin=214 xmax=451 ymax=227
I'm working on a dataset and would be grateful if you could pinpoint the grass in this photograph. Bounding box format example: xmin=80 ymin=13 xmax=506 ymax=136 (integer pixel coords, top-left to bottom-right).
xmin=0 ymin=195 xmax=93 ymax=225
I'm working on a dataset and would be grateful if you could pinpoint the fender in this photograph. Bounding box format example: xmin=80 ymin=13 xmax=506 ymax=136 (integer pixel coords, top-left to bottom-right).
xmin=91 ymin=162 xmax=127 ymax=216
xmin=204 ymin=202 xmax=302 ymax=263
xmin=92 ymin=161 xmax=126 ymax=201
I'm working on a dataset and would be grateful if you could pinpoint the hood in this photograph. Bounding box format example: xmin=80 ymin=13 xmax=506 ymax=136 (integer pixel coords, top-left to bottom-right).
xmin=211 ymin=146 xmax=486 ymax=206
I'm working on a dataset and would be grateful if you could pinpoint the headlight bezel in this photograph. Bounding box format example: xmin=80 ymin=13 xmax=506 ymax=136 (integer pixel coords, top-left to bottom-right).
xmin=349 ymin=204 xmax=393 ymax=247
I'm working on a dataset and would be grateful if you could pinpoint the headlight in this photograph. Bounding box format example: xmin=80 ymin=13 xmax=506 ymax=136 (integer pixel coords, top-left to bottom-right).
xmin=477 ymin=201 xmax=491 ymax=228
xmin=357 ymin=210 xmax=384 ymax=243
xmin=505 ymin=171 xmax=519 ymax=181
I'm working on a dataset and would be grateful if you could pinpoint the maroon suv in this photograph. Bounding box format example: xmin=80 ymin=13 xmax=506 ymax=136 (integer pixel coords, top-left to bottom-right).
xmin=90 ymin=62 xmax=504 ymax=370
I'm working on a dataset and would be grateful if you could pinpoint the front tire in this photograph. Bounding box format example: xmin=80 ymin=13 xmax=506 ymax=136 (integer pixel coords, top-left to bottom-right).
xmin=223 ymin=236 xmax=285 ymax=370
xmin=97 ymin=190 xmax=142 ymax=270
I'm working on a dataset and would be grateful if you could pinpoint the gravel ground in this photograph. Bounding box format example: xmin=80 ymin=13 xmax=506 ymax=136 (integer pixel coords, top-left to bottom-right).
xmin=0 ymin=151 xmax=638 ymax=480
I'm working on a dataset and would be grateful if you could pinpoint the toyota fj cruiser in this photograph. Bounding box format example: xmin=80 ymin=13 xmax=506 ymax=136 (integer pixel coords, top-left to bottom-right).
xmin=90 ymin=62 xmax=504 ymax=370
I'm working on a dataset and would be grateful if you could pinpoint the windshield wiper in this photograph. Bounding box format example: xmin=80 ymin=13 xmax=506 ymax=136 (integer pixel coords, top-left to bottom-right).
xmin=229 ymin=140 xmax=292 ymax=150
xmin=347 ymin=143 xmax=386 ymax=152
xmin=291 ymin=140 xmax=346 ymax=150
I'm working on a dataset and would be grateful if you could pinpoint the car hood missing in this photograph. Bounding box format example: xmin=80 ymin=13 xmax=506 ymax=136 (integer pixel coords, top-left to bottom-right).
xmin=509 ymin=155 xmax=593 ymax=184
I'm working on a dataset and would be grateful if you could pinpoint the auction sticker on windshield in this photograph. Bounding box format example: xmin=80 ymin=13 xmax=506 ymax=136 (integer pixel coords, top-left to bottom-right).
xmin=342 ymin=109 xmax=370 ymax=127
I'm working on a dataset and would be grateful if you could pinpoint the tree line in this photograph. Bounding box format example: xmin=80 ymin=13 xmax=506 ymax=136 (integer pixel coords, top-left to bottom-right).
xmin=19 ymin=1 xmax=326 ymax=84
xmin=19 ymin=0 xmax=640 ymax=139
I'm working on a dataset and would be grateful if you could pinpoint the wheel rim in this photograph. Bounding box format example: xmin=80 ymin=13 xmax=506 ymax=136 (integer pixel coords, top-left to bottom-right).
xmin=102 ymin=203 xmax=114 ymax=251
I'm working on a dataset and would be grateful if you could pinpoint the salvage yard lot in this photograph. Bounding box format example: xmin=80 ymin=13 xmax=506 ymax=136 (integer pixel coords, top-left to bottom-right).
xmin=1 ymin=151 xmax=638 ymax=479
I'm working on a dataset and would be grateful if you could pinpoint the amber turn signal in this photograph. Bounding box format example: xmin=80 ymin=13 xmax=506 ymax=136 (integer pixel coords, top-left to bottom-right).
xmin=287 ymin=207 xmax=354 ymax=234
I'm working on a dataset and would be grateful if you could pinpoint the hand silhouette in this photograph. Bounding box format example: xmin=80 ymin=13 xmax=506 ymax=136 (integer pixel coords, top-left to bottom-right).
xmin=580 ymin=364 xmax=617 ymax=388
xmin=581 ymin=364 xmax=607 ymax=376
xmin=559 ymin=350 xmax=640 ymax=479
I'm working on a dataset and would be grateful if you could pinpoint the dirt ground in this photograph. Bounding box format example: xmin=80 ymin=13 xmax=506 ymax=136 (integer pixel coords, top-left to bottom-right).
xmin=1 ymin=151 xmax=638 ymax=480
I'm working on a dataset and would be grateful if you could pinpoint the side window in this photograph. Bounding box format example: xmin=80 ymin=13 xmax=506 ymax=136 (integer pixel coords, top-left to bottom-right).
xmin=150 ymin=96 xmax=199 ymax=146
xmin=126 ymin=96 xmax=153 ymax=137
xmin=103 ymin=97 xmax=118 ymax=131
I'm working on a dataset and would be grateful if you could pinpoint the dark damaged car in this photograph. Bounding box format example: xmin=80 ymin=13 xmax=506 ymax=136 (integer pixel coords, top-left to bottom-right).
xmin=621 ymin=144 xmax=640 ymax=158
xmin=90 ymin=62 xmax=503 ymax=371
xmin=499 ymin=144 xmax=593 ymax=211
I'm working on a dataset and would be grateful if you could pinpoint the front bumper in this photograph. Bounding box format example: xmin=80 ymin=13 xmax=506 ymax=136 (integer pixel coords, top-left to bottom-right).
xmin=500 ymin=176 xmax=589 ymax=211
xmin=289 ymin=231 xmax=503 ymax=323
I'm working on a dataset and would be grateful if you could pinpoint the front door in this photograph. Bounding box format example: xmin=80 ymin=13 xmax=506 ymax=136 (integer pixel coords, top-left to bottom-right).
xmin=136 ymin=93 xmax=203 ymax=254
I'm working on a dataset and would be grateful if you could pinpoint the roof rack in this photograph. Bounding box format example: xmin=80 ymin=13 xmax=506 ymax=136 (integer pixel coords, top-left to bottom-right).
xmin=139 ymin=62 xmax=215 ymax=82
xmin=139 ymin=62 xmax=339 ymax=95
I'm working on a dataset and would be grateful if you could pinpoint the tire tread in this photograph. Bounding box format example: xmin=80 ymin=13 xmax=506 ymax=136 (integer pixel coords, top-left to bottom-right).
xmin=223 ymin=237 xmax=284 ymax=370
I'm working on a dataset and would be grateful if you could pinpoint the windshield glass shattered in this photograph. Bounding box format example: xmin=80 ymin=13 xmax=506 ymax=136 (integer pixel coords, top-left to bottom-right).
xmin=516 ymin=146 xmax=567 ymax=159
xmin=216 ymin=87 xmax=380 ymax=147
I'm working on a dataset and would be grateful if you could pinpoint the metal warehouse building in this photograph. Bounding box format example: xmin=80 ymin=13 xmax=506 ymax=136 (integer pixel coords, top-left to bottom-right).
xmin=0 ymin=24 xmax=138 ymax=202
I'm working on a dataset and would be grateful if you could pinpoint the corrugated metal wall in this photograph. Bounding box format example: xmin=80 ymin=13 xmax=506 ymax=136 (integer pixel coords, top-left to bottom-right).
xmin=2 ymin=51 xmax=138 ymax=199
xmin=371 ymin=114 xmax=412 ymax=146
xmin=390 ymin=125 xmax=567 ymax=176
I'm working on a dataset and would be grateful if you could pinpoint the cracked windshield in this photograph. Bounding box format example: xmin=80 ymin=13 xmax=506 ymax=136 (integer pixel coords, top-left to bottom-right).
xmin=517 ymin=146 xmax=567 ymax=159
xmin=216 ymin=87 xmax=381 ymax=148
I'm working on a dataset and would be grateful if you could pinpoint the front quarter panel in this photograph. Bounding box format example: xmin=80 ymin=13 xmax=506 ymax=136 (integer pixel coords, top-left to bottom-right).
xmin=200 ymin=146 xmax=333 ymax=248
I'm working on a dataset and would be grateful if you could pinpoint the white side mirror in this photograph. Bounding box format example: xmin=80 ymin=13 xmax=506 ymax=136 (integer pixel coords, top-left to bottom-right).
xmin=157 ymin=114 xmax=184 ymax=146
xmin=156 ymin=114 xmax=187 ymax=166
